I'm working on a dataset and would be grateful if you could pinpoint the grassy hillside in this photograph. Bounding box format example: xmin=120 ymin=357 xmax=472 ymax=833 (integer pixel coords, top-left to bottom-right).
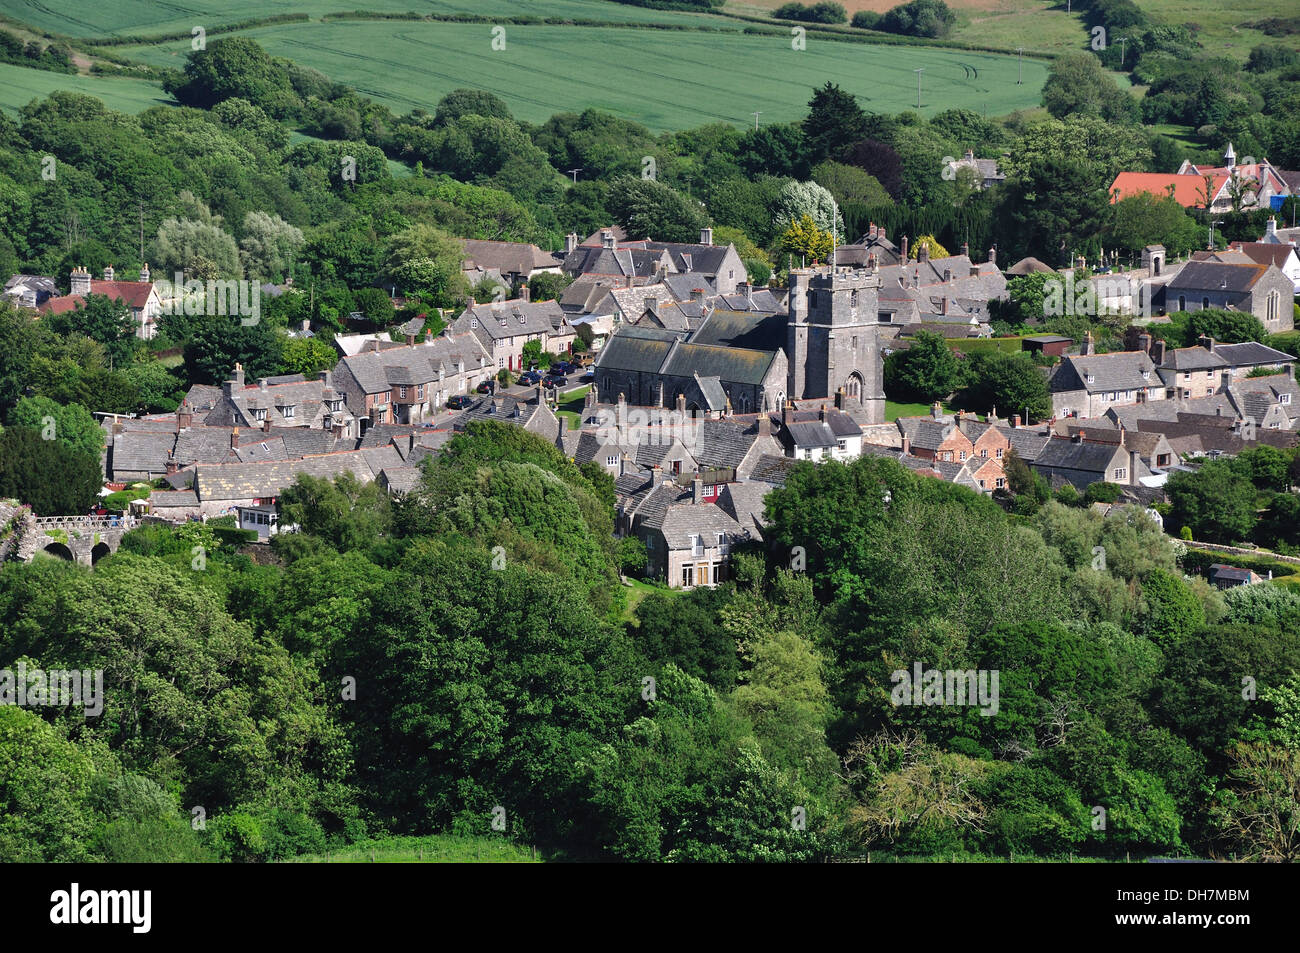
xmin=0 ymin=60 xmax=164 ymax=114
xmin=726 ymin=0 xmax=1300 ymax=60
xmin=117 ymin=19 xmax=1046 ymax=129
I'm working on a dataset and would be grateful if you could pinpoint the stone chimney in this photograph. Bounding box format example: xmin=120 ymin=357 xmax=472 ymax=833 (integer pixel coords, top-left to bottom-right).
xmin=1138 ymin=331 xmax=1152 ymax=354
xmin=1199 ymin=335 xmax=1216 ymax=352
xmin=757 ymin=410 xmax=771 ymax=437
xmin=1265 ymin=217 xmax=1277 ymax=239
xmin=425 ymin=329 xmax=434 ymax=346
xmin=139 ymin=263 xmax=150 ymax=283
xmin=961 ymin=241 xmax=969 ymax=258
xmin=1152 ymin=339 xmax=1167 ymax=365
xmin=690 ymin=288 xmax=705 ymax=303
xmin=868 ymin=222 xmax=877 ymax=239
xmin=565 ymin=232 xmax=579 ymax=254
xmin=918 ymin=243 xmax=930 ymax=264
xmin=878 ymin=226 xmax=886 ymax=242
xmin=176 ymin=402 xmax=192 ymax=432
xmin=1081 ymin=331 xmax=1094 ymax=356
xmin=901 ymin=433 xmax=911 ymax=455
xmin=406 ymin=332 xmax=416 ymax=346
xmin=652 ymin=464 xmax=664 ymax=485
xmin=520 ymin=284 xmax=530 ymax=303
xmin=165 ymin=454 xmax=177 ymax=475
xmin=1072 ymin=430 xmax=1085 ymax=443
xmin=676 ymin=392 xmax=686 ymax=415
xmin=231 ymin=427 xmax=240 ymax=449
xmin=700 ymin=227 xmax=713 ymax=246
xmin=944 ymin=267 xmax=952 ymax=282
xmin=262 ymin=415 xmax=272 ymax=433
xmin=1287 ymin=363 xmax=1295 ymax=381
xmin=988 ymin=246 xmax=997 ymax=266
xmin=602 ymin=229 xmax=616 ymax=250
xmin=223 ymin=362 xmax=245 ymax=398
xmin=901 ymin=235 xmax=909 ymax=261
xmin=692 ymin=472 xmax=704 ymax=504
xmin=584 ymin=384 xmax=598 ymax=420
xmin=103 ymin=265 xmax=115 ymax=282
xmin=783 ymin=399 xmax=792 ymax=428
xmin=70 ymin=266 xmax=90 ymax=296
xmin=1129 ymin=448 xmax=1141 ymax=486
xmin=931 ymin=401 xmax=943 ymax=419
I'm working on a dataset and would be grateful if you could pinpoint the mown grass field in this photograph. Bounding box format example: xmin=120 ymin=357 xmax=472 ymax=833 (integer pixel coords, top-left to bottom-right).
xmin=286 ymin=834 xmax=542 ymax=863
xmin=118 ymin=19 xmax=1046 ymax=129
xmin=0 ymin=60 xmax=165 ymax=113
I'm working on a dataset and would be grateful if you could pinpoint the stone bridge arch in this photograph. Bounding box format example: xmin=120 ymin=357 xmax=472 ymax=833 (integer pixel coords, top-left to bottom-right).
xmin=12 ymin=515 xmax=134 ymax=567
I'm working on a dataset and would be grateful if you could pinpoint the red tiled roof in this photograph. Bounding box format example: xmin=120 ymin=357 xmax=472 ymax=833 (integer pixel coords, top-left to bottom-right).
xmin=1229 ymin=241 xmax=1296 ymax=268
xmin=1108 ymin=172 xmax=1229 ymax=209
xmin=35 ymin=280 xmax=154 ymax=315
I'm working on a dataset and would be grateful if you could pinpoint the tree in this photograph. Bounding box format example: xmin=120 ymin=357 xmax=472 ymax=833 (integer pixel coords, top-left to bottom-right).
xmin=0 ymin=426 xmax=102 ymax=515
xmin=811 ymin=161 xmax=892 ymax=209
xmin=1189 ymin=309 xmax=1267 ymax=345
xmin=884 ymin=330 xmax=963 ymax=402
xmin=278 ymin=337 xmax=337 ymax=378
xmin=381 ymin=224 xmax=468 ymax=307
xmin=166 ymin=37 xmax=299 ymax=116
xmin=1165 ymin=460 xmax=1258 ymax=543
xmin=1213 ymin=742 xmax=1300 ymax=861
xmin=527 ymin=271 xmax=572 ymax=303
xmin=1138 ymin=569 xmax=1205 ymax=646
xmin=433 ymin=88 xmax=512 ymax=125
xmin=606 ymin=176 xmax=709 ymax=243
xmin=804 ymin=82 xmax=869 ymax=165
xmin=154 ymin=217 xmax=241 ymax=280
xmin=955 ymin=351 xmax=1051 ymax=421
xmin=773 ymin=180 xmax=843 ymax=236
xmin=1106 ymin=193 xmax=1202 ymax=257
xmin=44 ymin=294 xmax=136 ymax=367
xmin=878 ymin=0 xmax=956 ymax=38
xmin=779 ymin=215 xmax=833 ymax=264
xmin=8 ymin=396 xmax=103 ymax=458
xmin=0 ymin=706 xmax=100 ymax=861
xmin=238 ymin=211 xmax=303 ymax=281
xmin=1042 ymin=52 xmax=1139 ymax=124
xmin=843 ymin=139 xmax=904 ymax=200
xmin=909 ymin=234 xmax=950 ymax=260
xmin=182 ymin=316 xmax=281 ymax=386
xmin=121 ymin=359 xmax=183 ymax=413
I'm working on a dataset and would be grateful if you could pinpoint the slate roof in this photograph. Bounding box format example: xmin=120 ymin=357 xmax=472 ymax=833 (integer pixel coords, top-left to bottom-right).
xmin=195 ymin=450 xmax=382 ymax=502
xmin=688 ymin=309 xmax=787 ymax=352
xmin=1166 ymin=260 xmax=1268 ymax=294
xmin=642 ymin=241 xmax=733 ymax=278
xmin=149 ymin=490 xmax=198 ymax=507
xmin=1214 ymin=341 xmax=1295 ymax=366
xmin=1054 ymin=351 xmax=1159 ymax=394
xmin=1161 ymin=346 xmax=1229 ymax=372
xmin=715 ymin=481 xmax=771 ymax=537
xmin=661 ymin=343 xmax=778 ymax=385
xmin=461 ymin=239 xmax=559 ymax=276
xmin=748 ymin=453 xmax=797 ymax=485
xmin=453 ymin=299 xmax=568 ymax=344
xmin=1033 ymin=438 xmax=1123 ymax=474
xmin=640 ymin=492 xmax=749 ymax=550
xmin=338 ymin=333 xmax=491 ymax=394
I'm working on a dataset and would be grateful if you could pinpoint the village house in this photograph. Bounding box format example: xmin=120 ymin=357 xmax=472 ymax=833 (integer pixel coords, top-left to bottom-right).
xmin=1175 ymin=144 xmax=1294 ymax=210
xmin=450 ymin=295 xmax=576 ymax=371
xmin=460 ymin=238 xmax=563 ymax=291
xmin=1032 ymin=432 xmax=1152 ymax=491
xmin=333 ymin=328 xmax=495 ymax=428
xmin=38 ymin=265 xmax=162 ymax=339
xmin=1049 ymin=342 xmax=1165 ymax=418
xmin=896 ymin=405 xmax=1012 ymax=492
xmin=2 ymin=274 xmax=58 ymax=308
xmin=562 ymin=227 xmax=748 ymax=296
xmin=1226 ymin=236 xmax=1300 ymax=292
xmin=943 ymin=149 xmax=1006 ymax=190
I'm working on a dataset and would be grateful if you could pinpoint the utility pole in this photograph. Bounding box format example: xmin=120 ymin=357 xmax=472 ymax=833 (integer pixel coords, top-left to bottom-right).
xmin=566 ymin=168 xmax=583 ymax=183
xmin=914 ymin=68 xmax=924 ymax=110
xmin=751 ymin=111 xmax=762 ymax=130
xmin=1117 ymin=36 xmax=1127 ymax=65
xmin=1016 ymin=48 xmax=1024 ymax=84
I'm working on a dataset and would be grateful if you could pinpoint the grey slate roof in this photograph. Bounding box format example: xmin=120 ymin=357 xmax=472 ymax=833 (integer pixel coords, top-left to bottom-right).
xmin=749 ymin=453 xmax=798 ymax=485
xmin=1033 ymin=438 xmax=1123 ymax=474
xmin=1054 ymin=351 xmax=1159 ymax=394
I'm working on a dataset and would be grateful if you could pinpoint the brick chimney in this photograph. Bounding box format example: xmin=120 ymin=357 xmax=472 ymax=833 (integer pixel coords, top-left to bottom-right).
xmin=1011 ymin=414 xmax=1021 ymax=428
xmin=231 ymin=427 xmax=240 ymax=449
xmin=176 ymin=402 xmax=192 ymax=432
xmin=1072 ymin=430 xmax=1085 ymax=443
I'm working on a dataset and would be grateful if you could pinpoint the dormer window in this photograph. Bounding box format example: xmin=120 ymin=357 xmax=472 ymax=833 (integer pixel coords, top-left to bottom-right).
xmin=1282 ymin=393 xmax=1292 ymax=405
xmin=254 ymin=409 xmax=267 ymax=421
xmin=280 ymin=404 xmax=295 ymax=419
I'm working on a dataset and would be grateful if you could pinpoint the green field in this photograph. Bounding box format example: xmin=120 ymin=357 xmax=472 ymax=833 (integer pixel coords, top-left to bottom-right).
xmin=0 ymin=60 xmax=165 ymax=114
xmin=0 ymin=0 xmax=732 ymax=38
xmin=117 ymin=19 xmax=1046 ymax=129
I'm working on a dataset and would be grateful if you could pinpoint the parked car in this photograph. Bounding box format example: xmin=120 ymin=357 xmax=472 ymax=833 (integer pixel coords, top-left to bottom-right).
xmin=580 ymin=368 xmax=595 ymax=382
xmin=519 ymin=370 xmax=542 ymax=385
xmin=550 ymin=361 xmax=575 ymax=375
xmin=446 ymin=395 xmax=473 ymax=409
xmin=543 ymin=374 xmax=567 ymax=389
xmin=476 ymin=380 xmax=494 ymax=394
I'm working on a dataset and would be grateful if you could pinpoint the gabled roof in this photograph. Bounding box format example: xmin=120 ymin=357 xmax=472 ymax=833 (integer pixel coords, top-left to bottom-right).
xmin=1054 ymin=351 xmax=1158 ymax=394
xmin=1033 ymin=438 xmax=1125 ymax=474
xmin=1166 ymin=259 xmax=1269 ymax=294
xmin=1214 ymin=341 xmax=1295 ymax=366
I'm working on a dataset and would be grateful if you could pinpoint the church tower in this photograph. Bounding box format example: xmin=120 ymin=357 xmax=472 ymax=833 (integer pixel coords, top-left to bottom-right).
xmin=785 ymin=267 xmax=886 ymax=424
